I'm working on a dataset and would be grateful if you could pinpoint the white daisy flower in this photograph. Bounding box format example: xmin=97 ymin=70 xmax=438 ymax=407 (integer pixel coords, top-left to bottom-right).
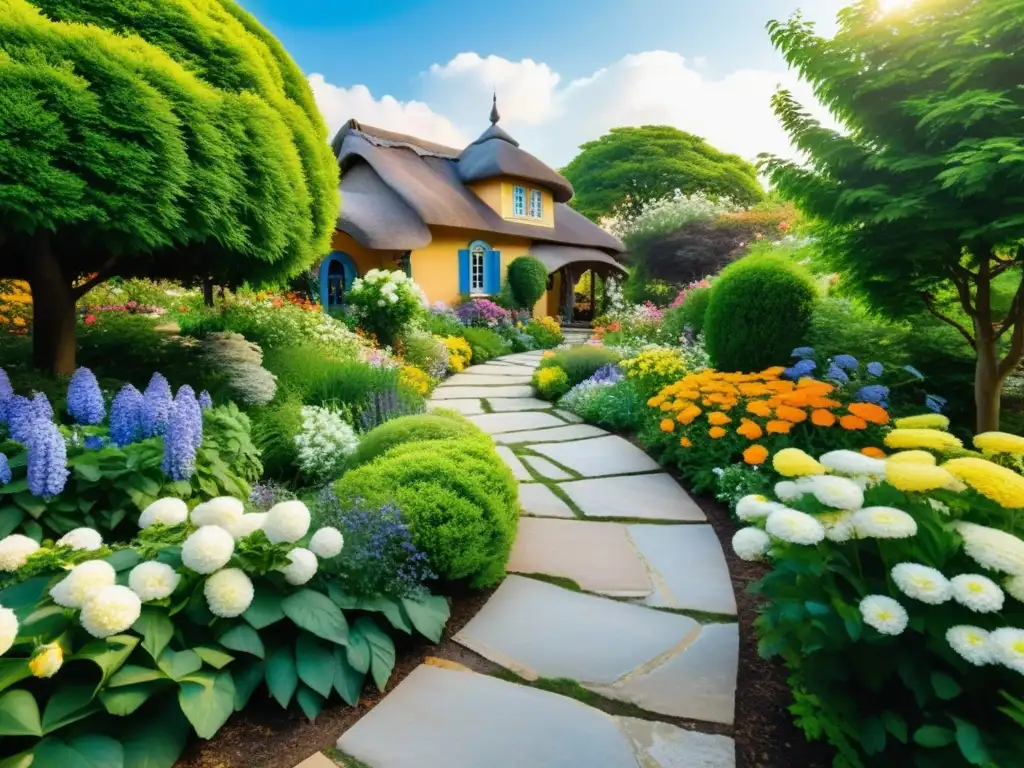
xmin=954 ymin=522 xmax=1024 ymax=575
xmin=859 ymin=595 xmax=909 ymax=636
xmin=989 ymin=627 xmax=1024 ymax=674
xmin=891 ymin=563 xmax=952 ymax=605
xmin=951 ymin=574 xmax=1005 ymax=613
xmin=820 ymin=512 xmax=856 ymax=543
xmin=773 ymin=481 xmax=805 ymax=502
xmin=1005 ymin=574 xmax=1024 ymax=603
xmin=765 ymin=508 xmax=826 ymax=545
xmin=852 ymin=507 xmax=918 ymax=539
xmin=946 ymin=625 xmax=991 ymax=666
xmin=732 ymin=527 xmax=771 ymax=562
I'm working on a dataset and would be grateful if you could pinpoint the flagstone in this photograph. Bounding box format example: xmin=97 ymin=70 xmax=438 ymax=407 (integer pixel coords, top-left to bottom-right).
xmin=461 ymin=365 xmax=536 ymax=377
xmin=440 ymin=373 xmax=533 ymax=386
xmin=494 ymin=424 xmax=608 ymax=444
xmin=559 ymin=474 xmax=705 ymax=521
xmin=531 ymin=435 xmax=660 ymax=477
xmin=485 ymin=397 xmax=553 ymax=412
xmin=469 ymin=411 xmax=566 ymax=434
xmin=517 ymin=483 xmax=575 ymax=517
xmin=554 ymin=408 xmax=583 ymax=423
xmin=291 ymin=753 xmax=336 ymax=768
xmin=628 ymin=525 xmax=737 ymax=615
xmin=521 ymin=455 xmax=573 ymax=480
xmin=507 ymin=517 xmax=651 ymax=596
xmin=431 ymin=385 xmax=534 ymax=399
xmin=617 ymin=718 xmax=736 ymax=768
xmin=495 ymin=446 xmax=532 ymax=481
xmin=427 ymin=399 xmax=484 ymax=415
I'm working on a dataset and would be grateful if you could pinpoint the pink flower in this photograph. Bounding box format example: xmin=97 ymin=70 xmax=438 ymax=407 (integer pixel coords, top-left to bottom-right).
xmin=83 ymin=314 xmax=97 ymax=326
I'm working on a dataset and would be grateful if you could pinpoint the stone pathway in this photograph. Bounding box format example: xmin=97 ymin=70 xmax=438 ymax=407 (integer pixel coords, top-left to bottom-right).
xmin=324 ymin=348 xmax=739 ymax=768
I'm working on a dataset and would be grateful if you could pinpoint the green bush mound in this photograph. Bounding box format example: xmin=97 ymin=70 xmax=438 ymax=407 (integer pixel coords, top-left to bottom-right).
xmin=538 ymin=346 xmax=621 ymax=387
xmin=461 ymin=326 xmax=508 ymax=364
xmin=506 ymin=256 xmax=548 ymax=309
xmin=333 ymin=439 xmax=518 ymax=587
xmin=704 ymin=255 xmax=818 ymax=372
xmin=350 ymin=411 xmax=486 ymax=467
xmin=662 ymin=285 xmax=711 ymax=339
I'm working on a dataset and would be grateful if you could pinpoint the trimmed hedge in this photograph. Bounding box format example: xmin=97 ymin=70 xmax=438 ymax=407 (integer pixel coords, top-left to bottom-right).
xmin=506 ymin=256 xmax=548 ymax=309
xmin=350 ymin=411 xmax=486 ymax=467
xmin=461 ymin=326 xmax=508 ymax=363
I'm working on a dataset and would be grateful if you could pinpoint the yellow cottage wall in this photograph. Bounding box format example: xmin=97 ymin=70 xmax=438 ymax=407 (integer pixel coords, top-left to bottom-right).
xmin=329 ymin=231 xmax=395 ymax=275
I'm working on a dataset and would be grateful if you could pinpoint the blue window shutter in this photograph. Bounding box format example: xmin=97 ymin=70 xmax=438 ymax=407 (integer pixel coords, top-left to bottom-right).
xmin=485 ymin=249 xmax=501 ymax=294
xmin=458 ymin=249 xmax=470 ymax=295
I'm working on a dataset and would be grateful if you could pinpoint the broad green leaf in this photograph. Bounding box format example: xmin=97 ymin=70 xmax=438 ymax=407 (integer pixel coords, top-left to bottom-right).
xmin=0 ymin=576 xmax=49 ymax=612
xmin=0 ymin=658 xmax=31 ymax=694
xmin=242 ymin=592 xmax=285 ymax=629
xmin=157 ymin=649 xmax=202 ymax=681
xmin=332 ymin=647 xmax=364 ymax=707
xmin=0 ymin=689 xmax=42 ymax=736
xmin=353 ymin=617 xmax=395 ymax=692
xmin=0 ymin=506 xmax=24 ymax=538
xmin=931 ymin=671 xmax=962 ymax=700
xmin=296 ymin=686 xmax=325 ymax=722
xmin=265 ymin=646 xmax=298 ymax=709
xmin=108 ymin=664 xmax=166 ymax=687
xmin=178 ymin=671 xmax=235 ymax=739
xmin=952 ymin=717 xmax=989 ymax=766
xmin=358 ymin=596 xmax=411 ymax=634
xmin=42 ymin=685 xmax=100 ymax=734
xmin=121 ymin=698 xmax=190 ymax=768
xmin=282 ymin=589 xmax=348 ymax=644
xmin=102 ymin=550 xmax=141 ymax=573
xmin=401 ymin=595 xmax=450 ymax=642
xmin=217 ymin=624 xmax=265 ymax=658
xmin=914 ymin=725 xmax=956 ymax=748
xmin=74 ymin=635 xmax=139 ymax=690
xmin=99 ymin=682 xmax=164 ymax=716
xmin=33 ymin=734 xmax=124 ymax=768
xmin=19 ymin=605 xmax=68 ymax=639
xmin=194 ymin=646 xmax=235 ymax=670
xmin=232 ymin=660 xmax=265 ymax=711
xmin=881 ymin=711 xmax=908 ymax=743
xmin=861 ymin=716 xmax=886 ymax=755
xmin=345 ymin=623 xmax=371 ymax=674
xmin=0 ymin=751 xmax=33 ymax=768
xmin=295 ymin=633 xmax=335 ymax=698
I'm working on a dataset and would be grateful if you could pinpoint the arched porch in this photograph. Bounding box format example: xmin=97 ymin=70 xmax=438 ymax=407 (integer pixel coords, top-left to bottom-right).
xmin=530 ymin=245 xmax=627 ymax=324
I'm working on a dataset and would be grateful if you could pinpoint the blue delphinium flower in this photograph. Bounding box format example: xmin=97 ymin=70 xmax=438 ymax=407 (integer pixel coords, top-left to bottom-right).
xmin=833 ymin=354 xmax=859 ymax=371
xmin=784 ymin=359 xmax=817 ymax=379
xmin=791 ymin=347 xmax=815 ymax=360
xmin=84 ymin=435 xmax=105 ymax=450
xmin=0 ymin=453 xmax=10 ymax=486
xmin=109 ymin=384 xmax=145 ymax=447
xmin=198 ymin=390 xmax=213 ymax=410
xmin=142 ymin=373 xmax=173 ymax=438
xmin=0 ymin=367 xmax=12 ymax=424
xmin=161 ymin=400 xmax=197 ymax=481
xmin=26 ymin=421 xmax=69 ymax=498
xmin=826 ymin=363 xmax=850 ymax=384
xmin=855 ymin=385 xmax=890 ymax=404
xmin=174 ymin=385 xmax=204 ymax=450
xmin=867 ymin=361 xmax=884 ymax=377
xmin=925 ymin=394 xmax=948 ymax=413
xmin=7 ymin=393 xmax=53 ymax=443
xmin=904 ymin=365 xmax=924 ymax=380
xmin=66 ymin=367 xmax=106 ymax=425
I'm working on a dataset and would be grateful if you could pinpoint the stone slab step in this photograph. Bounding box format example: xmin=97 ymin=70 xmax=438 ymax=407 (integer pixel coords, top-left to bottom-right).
xmin=559 ymin=474 xmax=706 ymax=521
xmin=469 ymin=411 xmax=566 ymax=434
xmin=530 ymin=435 xmax=661 ymax=476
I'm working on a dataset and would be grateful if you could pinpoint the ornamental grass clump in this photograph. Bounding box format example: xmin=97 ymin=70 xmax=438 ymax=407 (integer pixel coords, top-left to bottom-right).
xmin=731 ymin=444 xmax=1024 ymax=766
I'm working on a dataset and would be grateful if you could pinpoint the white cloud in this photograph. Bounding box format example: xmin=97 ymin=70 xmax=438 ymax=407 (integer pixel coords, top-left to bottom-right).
xmin=309 ymin=50 xmax=829 ymax=167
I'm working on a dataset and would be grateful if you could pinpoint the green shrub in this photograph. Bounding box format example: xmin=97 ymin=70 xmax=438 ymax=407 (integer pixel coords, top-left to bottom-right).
xmin=421 ymin=310 xmax=464 ymax=337
xmin=678 ymin=286 xmax=712 ymax=335
xmin=506 ymin=256 xmax=548 ymax=309
xmin=347 ymin=269 xmax=424 ymax=346
xmin=250 ymin=399 xmax=305 ymax=480
xmin=532 ymin=365 xmax=571 ymax=401
xmin=538 ymin=346 xmax=621 ymax=387
xmin=523 ymin=316 xmax=563 ymax=348
xmin=401 ymin=331 xmax=449 ymax=379
xmin=564 ymin=377 xmax=646 ymax=432
xmin=704 ymin=255 xmax=818 ymax=372
xmin=350 ymin=412 xmax=486 ymax=467
xmin=333 ymin=439 xmax=518 ymax=587
xmin=461 ymin=326 xmax=508 ymax=363
xmin=263 ymin=347 xmax=400 ymax=408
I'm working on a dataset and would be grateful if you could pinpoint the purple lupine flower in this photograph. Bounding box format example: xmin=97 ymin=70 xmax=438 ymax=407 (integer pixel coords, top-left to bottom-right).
xmin=142 ymin=373 xmax=172 ymax=438
xmin=66 ymin=367 xmax=106 ymax=425
xmin=791 ymin=347 xmax=815 ymax=360
xmin=925 ymin=394 xmax=948 ymax=413
xmin=855 ymin=385 xmax=890 ymax=404
xmin=0 ymin=452 xmax=10 ymax=486
xmin=903 ymin=365 xmax=924 ymax=380
xmin=866 ymin=361 xmax=884 ymax=377
xmin=26 ymin=421 xmax=68 ymax=498
xmin=198 ymin=390 xmax=213 ymax=410
xmin=0 ymin=367 xmax=12 ymax=424
xmin=7 ymin=393 xmax=53 ymax=443
xmin=833 ymin=354 xmax=859 ymax=371
xmin=826 ymin=363 xmax=850 ymax=384
xmin=174 ymin=385 xmax=204 ymax=450
xmin=161 ymin=400 xmax=197 ymax=481
xmin=109 ymin=384 xmax=145 ymax=447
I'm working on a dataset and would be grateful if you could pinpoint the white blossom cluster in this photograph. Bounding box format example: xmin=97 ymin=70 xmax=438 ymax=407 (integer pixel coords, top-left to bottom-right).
xmin=294 ymin=405 xmax=359 ymax=483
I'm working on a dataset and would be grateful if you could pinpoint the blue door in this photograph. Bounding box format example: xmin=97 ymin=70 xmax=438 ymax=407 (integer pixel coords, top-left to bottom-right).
xmin=318 ymin=252 xmax=358 ymax=309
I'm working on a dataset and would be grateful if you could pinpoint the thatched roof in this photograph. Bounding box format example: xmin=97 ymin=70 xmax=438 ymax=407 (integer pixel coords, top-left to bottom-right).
xmin=529 ymin=244 xmax=627 ymax=276
xmin=458 ymin=123 xmax=574 ymax=203
xmin=332 ymin=118 xmax=624 ymax=256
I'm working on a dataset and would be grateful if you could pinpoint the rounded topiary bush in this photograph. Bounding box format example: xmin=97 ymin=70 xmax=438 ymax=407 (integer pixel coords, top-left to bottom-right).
xmin=704 ymin=255 xmax=818 ymax=372
xmin=506 ymin=256 xmax=548 ymax=309
xmin=332 ymin=439 xmax=518 ymax=587
xmin=350 ymin=411 xmax=486 ymax=466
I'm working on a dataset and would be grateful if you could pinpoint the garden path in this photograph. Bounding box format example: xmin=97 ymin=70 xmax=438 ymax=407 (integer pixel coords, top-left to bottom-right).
xmin=328 ymin=350 xmax=739 ymax=767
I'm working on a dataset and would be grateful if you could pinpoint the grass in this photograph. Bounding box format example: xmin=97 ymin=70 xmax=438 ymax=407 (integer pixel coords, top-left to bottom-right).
xmin=326 ymin=749 xmax=370 ymax=768
xmin=490 ymin=671 xmax=658 ymax=721
xmin=517 ymin=573 xmax=583 ymax=592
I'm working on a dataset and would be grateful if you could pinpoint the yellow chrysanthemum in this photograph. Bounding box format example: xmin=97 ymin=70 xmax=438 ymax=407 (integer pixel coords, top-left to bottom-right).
xmin=888 ymin=450 xmax=937 ymax=466
xmin=943 ymin=458 xmax=1024 ymax=509
xmin=884 ymin=429 xmax=963 ymax=453
xmin=974 ymin=432 xmax=1024 ymax=456
xmin=894 ymin=414 xmax=951 ymax=430
xmin=773 ymin=448 xmax=826 ymax=477
xmin=885 ymin=461 xmax=962 ymax=493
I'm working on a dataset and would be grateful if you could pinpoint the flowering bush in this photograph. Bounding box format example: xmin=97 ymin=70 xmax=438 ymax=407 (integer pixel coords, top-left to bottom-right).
xmin=0 ymin=497 xmax=449 ymax=765
xmin=399 ymin=364 xmax=433 ymax=396
xmin=294 ymin=406 xmax=359 ymax=483
xmin=348 ymin=269 xmax=426 ymax=346
xmin=533 ymin=366 xmax=571 ymax=401
xmin=523 ymin=316 xmax=563 ymax=348
xmin=461 ymin=326 xmax=509 ymax=364
xmin=443 ymin=336 xmax=473 ymax=373
xmin=733 ymin=441 xmax=1024 ymax=766
xmin=402 ymin=331 xmax=449 ymax=379
xmin=621 ymin=346 xmax=688 ymax=397
xmin=455 ymin=297 xmax=511 ymax=328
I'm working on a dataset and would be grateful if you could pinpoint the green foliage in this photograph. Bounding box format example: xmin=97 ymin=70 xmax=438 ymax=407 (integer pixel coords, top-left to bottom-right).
xmin=622 ymin=268 xmax=676 ymax=307
xmin=704 ymin=255 xmax=818 ymax=372
xmin=538 ymin=346 xmax=622 ymax=387
xmin=561 ymin=378 xmax=647 ymax=433
xmin=400 ymin=332 xmax=448 ymax=379
xmin=250 ymin=399 xmax=305 ymax=481
xmin=562 ymin=126 xmax=763 ymax=223
xmin=262 ymin=347 xmax=400 ymax=412
xmin=532 ymin=366 xmax=571 ymax=401
xmin=712 ymin=463 xmax=772 ymax=516
xmin=347 ymin=271 xmax=424 ymax=347
xmin=350 ymin=412 xmax=486 ymax=467
xmin=420 ymin=310 xmax=464 ymax=338
xmin=663 ymin=286 xmax=711 ymax=339
xmin=333 ymin=439 xmax=518 ymax=588
xmin=523 ymin=317 xmax=564 ymax=349
xmin=460 ymin=327 xmax=508 ymax=364
xmin=505 ymin=257 xmax=548 ymax=309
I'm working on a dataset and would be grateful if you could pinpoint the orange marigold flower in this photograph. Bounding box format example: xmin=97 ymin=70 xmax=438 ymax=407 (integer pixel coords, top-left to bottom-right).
xmin=677 ymin=389 xmax=700 ymax=400
xmin=766 ymin=380 xmax=796 ymax=393
xmin=807 ymin=396 xmax=842 ymax=409
xmin=796 ymin=380 xmax=835 ymax=396
xmin=840 ymin=414 xmax=868 ymax=431
xmin=861 ymin=446 xmax=886 ymax=458
xmin=775 ymin=405 xmax=808 ymax=423
xmin=848 ymin=402 xmax=889 ymax=425
xmin=811 ymin=409 xmax=836 ymax=427
xmin=736 ymin=420 xmax=763 ymax=440
xmin=708 ymin=412 xmax=732 ymax=426
xmin=660 ymin=401 xmax=674 ymax=412
xmin=743 ymin=445 xmax=769 ymax=465
xmin=739 ymin=383 xmax=771 ymax=397
xmin=762 ymin=366 xmax=786 ymax=378
xmin=679 ymin=437 xmax=692 ymax=448
xmin=660 ymin=419 xmax=675 ymax=433
xmin=648 ymin=396 xmax=665 ymax=408
xmin=708 ymin=426 xmax=727 ymax=439
xmin=766 ymin=420 xmax=793 ymax=434
xmin=677 ymin=405 xmax=702 ymax=424
xmin=746 ymin=400 xmax=773 ymax=418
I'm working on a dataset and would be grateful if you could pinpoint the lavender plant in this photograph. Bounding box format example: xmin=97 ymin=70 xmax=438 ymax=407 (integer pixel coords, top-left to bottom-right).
xmin=66 ymin=367 xmax=105 ymax=425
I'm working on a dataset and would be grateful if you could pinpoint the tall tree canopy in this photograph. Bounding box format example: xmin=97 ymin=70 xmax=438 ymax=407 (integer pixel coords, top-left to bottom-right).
xmin=561 ymin=125 xmax=764 ymax=223
xmin=0 ymin=0 xmax=339 ymax=373
xmin=763 ymin=0 xmax=1024 ymax=431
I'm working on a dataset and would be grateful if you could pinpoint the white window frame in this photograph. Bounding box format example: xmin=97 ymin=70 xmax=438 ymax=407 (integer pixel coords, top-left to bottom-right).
xmin=513 ymin=185 xmax=526 ymax=217
xmin=470 ymin=243 xmax=487 ymax=294
xmin=529 ymin=189 xmax=543 ymax=218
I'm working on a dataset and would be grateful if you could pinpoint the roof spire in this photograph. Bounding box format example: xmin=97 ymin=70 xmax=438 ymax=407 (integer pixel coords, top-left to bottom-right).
xmin=490 ymin=91 xmax=500 ymax=124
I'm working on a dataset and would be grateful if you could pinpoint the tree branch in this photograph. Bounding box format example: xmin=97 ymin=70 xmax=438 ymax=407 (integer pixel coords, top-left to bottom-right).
xmin=948 ymin=263 xmax=977 ymax=318
xmin=998 ymin=279 xmax=1024 ymax=378
xmin=996 ymin=277 xmax=1024 ymax=340
xmin=921 ymin=291 xmax=977 ymax=350
xmin=71 ymin=255 xmax=120 ymax=299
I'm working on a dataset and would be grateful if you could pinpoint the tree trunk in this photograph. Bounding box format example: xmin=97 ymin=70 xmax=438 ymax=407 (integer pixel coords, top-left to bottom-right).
xmin=26 ymin=232 xmax=77 ymax=375
xmin=975 ymin=335 xmax=1003 ymax=433
xmin=202 ymin=278 xmax=214 ymax=307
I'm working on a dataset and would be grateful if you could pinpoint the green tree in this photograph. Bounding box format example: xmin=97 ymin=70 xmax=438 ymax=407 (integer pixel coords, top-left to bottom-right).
xmin=561 ymin=126 xmax=764 ymax=223
xmin=763 ymin=0 xmax=1024 ymax=432
xmin=0 ymin=0 xmax=338 ymax=374
xmin=506 ymin=256 xmax=548 ymax=309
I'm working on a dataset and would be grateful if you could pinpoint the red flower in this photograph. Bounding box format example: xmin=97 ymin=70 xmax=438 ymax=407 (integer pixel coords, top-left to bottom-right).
xmin=83 ymin=314 xmax=97 ymax=326
xmin=778 ymin=220 xmax=791 ymax=232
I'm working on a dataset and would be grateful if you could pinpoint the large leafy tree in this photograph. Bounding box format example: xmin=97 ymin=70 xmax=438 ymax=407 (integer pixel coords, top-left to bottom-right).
xmin=763 ymin=0 xmax=1024 ymax=432
xmin=561 ymin=125 xmax=764 ymax=223
xmin=0 ymin=0 xmax=339 ymax=373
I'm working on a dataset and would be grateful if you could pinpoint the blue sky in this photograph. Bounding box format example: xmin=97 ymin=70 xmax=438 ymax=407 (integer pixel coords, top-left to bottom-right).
xmin=239 ymin=0 xmax=848 ymax=165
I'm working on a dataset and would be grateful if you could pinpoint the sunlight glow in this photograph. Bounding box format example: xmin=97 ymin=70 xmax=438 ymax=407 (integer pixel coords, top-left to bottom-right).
xmin=877 ymin=0 xmax=915 ymax=12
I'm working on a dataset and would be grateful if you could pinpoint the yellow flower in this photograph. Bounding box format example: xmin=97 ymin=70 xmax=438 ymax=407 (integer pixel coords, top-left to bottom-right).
xmin=943 ymin=457 xmax=1024 ymax=509
xmin=884 ymin=429 xmax=963 ymax=453
xmin=660 ymin=419 xmax=675 ymax=433
xmin=708 ymin=412 xmax=732 ymax=426
xmin=974 ymin=432 xmax=1024 ymax=456
xmin=29 ymin=643 xmax=63 ymax=678
xmin=648 ymin=395 xmax=666 ymax=408
xmin=894 ymin=413 xmax=951 ymax=430
xmin=773 ymin=448 xmax=826 ymax=477
xmin=399 ymin=365 xmax=432 ymax=395
xmin=888 ymin=450 xmax=937 ymax=466
xmin=885 ymin=461 xmax=962 ymax=493
xmin=541 ymin=350 xmax=556 ymax=359
xmin=708 ymin=426 xmax=727 ymax=439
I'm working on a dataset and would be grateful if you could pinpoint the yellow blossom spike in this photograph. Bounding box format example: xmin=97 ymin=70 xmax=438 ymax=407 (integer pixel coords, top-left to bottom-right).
xmin=943 ymin=457 xmax=1024 ymax=509
xmin=974 ymin=431 xmax=1024 ymax=456
xmin=773 ymin=448 xmax=826 ymax=477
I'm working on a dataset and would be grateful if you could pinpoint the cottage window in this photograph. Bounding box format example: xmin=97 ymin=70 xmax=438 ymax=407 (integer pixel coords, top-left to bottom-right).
xmin=470 ymin=243 xmax=486 ymax=293
xmin=530 ymin=189 xmax=543 ymax=218
xmin=513 ymin=185 xmax=526 ymax=217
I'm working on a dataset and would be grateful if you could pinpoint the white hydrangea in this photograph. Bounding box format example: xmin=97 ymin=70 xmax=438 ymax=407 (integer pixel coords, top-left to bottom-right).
xmin=80 ymin=585 xmax=142 ymax=638
xmin=181 ymin=525 xmax=235 ymax=575
xmin=819 ymin=450 xmax=886 ymax=477
xmin=953 ymin=522 xmax=1024 ymax=575
xmin=951 ymin=574 xmax=1005 ymax=613
xmin=190 ymin=497 xmax=245 ymax=530
xmin=128 ymin=561 xmax=181 ymax=602
xmin=204 ymin=568 xmax=254 ymax=618
xmin=989 ymin=627 xmax=1024 ymax=674
xmin=852 ymin=507 xmax=918 ymax=539
xmin=279 ymin=547 xmax=318 ymax=585
xmin=1006 ymin=574 xmax=1024 ymax=603
xmin=0 ymin=605 xmax=18 ymax=656
xmin=294 ymin=406 xmax=359 ymax=483
xmin=735 ymin=495 xmax=781 ymax=521
xmin=946 ymin=625 xmax=991 ymax=666
xmin=732 ymin=527 xmax=771 ymax=561
xmin=859 ymin=595 xmax=909 ymax=636
xmin=309 ymin=527 xmax=344 ymax=558
xmin=228 ymin=513 xmax=267 ymax=540
xmin=773 ymin=481 xmax=805 ymax=502
xmin=765 ymin=508 xmax=826 ymax=545
xmin=139 ymin=498 xmax=188 ymax=529
xmin=804 ymin=475 xmax=864 ymax=511
xmin=820 ymin=512 xmax=856 ymax=543
xmin=50 ymin=560 xmax=117 ymax=608
xmin=0 ymin=534 xmax=40 ymax=572
xmin=263 ymin=500 xmax=311 ymax=544
xmin=891 ymin=563 xmax=952 ymax=605
xmin=56 ymin=527 xmax=103 ymax=552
